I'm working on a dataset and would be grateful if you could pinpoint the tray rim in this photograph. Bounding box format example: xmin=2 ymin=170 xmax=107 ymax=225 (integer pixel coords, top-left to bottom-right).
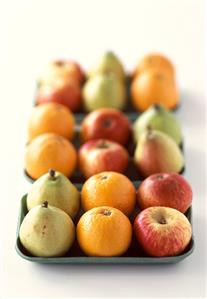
xmin=16 ymin=194 xmax=195 ymax=264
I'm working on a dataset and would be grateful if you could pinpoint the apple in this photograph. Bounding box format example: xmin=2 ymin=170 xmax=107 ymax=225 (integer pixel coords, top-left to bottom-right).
xmin=36 ymin=78 xmax=82 ymax=112
xmin=134 ymin=206 xmax=192 ymax=257
xmin=80 ymin=108 xmax=132 ymax=145
xmin=79 ymin=139 xmax=129 ymax=178
xmin=137 ymin=173 xmax=192 ymax=213
xmin=82 ymin=73 xmax=126 ymax=112
xmin=39 ymin=59 xmax=85 ymax=86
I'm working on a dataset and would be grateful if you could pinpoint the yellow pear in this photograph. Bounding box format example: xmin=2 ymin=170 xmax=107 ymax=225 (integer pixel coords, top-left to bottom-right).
xmin=19 ymin=201 xmax=75 ymax=257
xmin=27 ymin=169 xmax=80 ymax=219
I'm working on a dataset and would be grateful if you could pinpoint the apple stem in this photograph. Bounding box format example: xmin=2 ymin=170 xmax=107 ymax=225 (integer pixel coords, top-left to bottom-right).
xmin=49 ymin=169 xmax=56 ymax=180
xmin=97 ymin=140 xmax=109 ymax=149
xmin=42 ymin=201 xmax=48 ymax=208
xmin=103 ymin=119 xmax=112 ymax=128
xmin=156 ymin=174 xmax=164 ymax=180
xmin=159 ymin=217 xmax=167 ymax=225
xmin=55 ymin=60 xmax=64 ymax=66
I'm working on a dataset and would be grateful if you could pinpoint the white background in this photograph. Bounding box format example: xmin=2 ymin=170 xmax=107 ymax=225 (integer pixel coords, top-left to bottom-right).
xmin=0 ymin=0 xmax=206 ymax=298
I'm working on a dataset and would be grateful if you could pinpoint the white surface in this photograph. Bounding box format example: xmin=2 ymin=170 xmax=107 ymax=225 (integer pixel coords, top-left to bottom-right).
xmin=0 ymin=0 xmax=206 ymax=298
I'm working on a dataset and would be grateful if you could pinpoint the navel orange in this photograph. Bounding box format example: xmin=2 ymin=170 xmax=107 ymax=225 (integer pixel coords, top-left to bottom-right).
xmin=134 ymin=53 xmax=175 ymax=78
xmin=131 ymin=68 xmax=179 ymax=112
xmin=28 ymin=103 xmax=75 ymax=141
xmin=81 ymin=171 xmax=136 ymax=216
xmin=25 ymin=133 xmax=77 ymax=179
xmin=77 ymin=206 xmax=132 ymax=256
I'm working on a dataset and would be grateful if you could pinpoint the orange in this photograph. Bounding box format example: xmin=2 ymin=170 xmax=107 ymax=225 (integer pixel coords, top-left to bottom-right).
xmin=131 ymin=68 xmax=179 ymax=112
xmin=134 ymin=53 xmax=175 ymax=78
xmin=28 ymin=103 xmax=75 ymax=142
xmin=81 ymin=171 xmax=136 ymax=216
xmin=25 ymin=133 xmax=77 ymax=179
xmin=77 ymin=206 xmax=132 ymax=256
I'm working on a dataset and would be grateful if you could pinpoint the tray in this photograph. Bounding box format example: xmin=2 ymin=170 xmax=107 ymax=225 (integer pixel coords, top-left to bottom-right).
xmin=35 ymin=76 xmax=180 ymax=124
xmin=16 ymin=188 xmax=194 ymax=264
xmin=24 ymin=126 xmax=185 ymax=185
xmin=26 ymin=76 xmax=183 ymax=185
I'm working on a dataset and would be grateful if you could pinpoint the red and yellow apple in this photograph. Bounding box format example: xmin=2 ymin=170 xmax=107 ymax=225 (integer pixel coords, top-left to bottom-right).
xmin=137 ymin=173 xmax=192 ymax=213
xmin=134 ymin=206 xmax=192 ymax=257
xmin=80 ymin=108 xmax=131 ymax=145
xmin=79 ymin=139 xmax=129 ymax=178
xmin=39 ymin=60 xmax=85 ymax=86
xmin=36 ymin=78 xmax=82 ymax=112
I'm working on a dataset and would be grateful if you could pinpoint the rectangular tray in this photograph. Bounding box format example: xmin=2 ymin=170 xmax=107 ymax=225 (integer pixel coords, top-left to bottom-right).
xmin=16 ymin=190 xmax=194 ymax=264
xmin=28 ymin=77 xmax=182 ymax=185
xmin=35 ymin=76 xmax=180 ymax=123
xmin=24 ymin=126 xmax=185 ymax=185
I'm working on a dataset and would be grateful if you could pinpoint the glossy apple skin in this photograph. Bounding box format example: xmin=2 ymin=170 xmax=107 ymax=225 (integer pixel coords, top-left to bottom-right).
xmin=36 ymin=79 xmax=82 ymax=112
xmin=79 ymin=139 xmax=129 ymax=178
xmin=81 ymin=108 xmax=131 ymax=145
xmin=40 ymin=60 xmax=85 ymax=85
xmin=134 ymin=206 xmax=192 ymax=257
xmin=137 ymin=173 xmax=192 ymax=213
xmin=60 ymin=60 xmax=85 ymax=83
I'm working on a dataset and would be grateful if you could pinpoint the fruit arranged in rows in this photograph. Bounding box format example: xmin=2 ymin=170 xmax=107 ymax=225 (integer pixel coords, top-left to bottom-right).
xmin=35 ymin=51 xmax=179 ymax=112
xmin=19 ymin=170 xmax=192 ymax=258
xmin=20 ymin=52 xmax=192 ymax=260
xmin=25 ymin=103 xmax=184 ymax=181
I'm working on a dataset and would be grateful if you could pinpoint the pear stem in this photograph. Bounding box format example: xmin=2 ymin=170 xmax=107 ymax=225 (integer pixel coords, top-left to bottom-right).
xmin=146 ymin=125 xmax=152 ymax=132
xmin=49 ymin=169 xmax=56 ymax=180
xmin=42 ymin=201 xmax=48 ymax=208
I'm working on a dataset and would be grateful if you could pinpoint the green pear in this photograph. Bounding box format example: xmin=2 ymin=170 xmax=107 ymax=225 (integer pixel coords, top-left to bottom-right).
xmin=19 ymin=201 xmax=75 ymax=257
xmin=83 ymin=73 xmax=126 ymax=112
xmin=27 ymin=169 xmax=80 ymax=219
xmin=134 ymin=129 xmax=184 ymax=178
xmin=88 ymin=51 xmax=125 ymax=81
xmin=133 ymin=104 xmax=182 ymax=145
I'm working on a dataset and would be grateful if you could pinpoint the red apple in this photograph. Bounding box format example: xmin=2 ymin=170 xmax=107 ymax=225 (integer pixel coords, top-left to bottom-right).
xmin=79 ymin=139 xmax=129 ymax=178
xmin=134 ymin=206 xmax=192 ymax=257
xmin=36 ymin=78 xmax=82 ymax=112
xmin=81 ymin=108 xmax=131 ymax=145
xmin=137 ymin=173 xmax=192 ymax=213
xmin=39 ymin=59 xmax=85 ymax=85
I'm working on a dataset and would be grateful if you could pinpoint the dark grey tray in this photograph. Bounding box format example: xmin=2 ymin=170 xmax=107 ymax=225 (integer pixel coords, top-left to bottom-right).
xmin=16 ymin=191 xmax=194 ymax=264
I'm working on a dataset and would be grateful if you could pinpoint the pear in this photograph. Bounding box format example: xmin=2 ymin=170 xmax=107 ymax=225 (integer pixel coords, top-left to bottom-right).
xmin=134 ymin=129 xmax=184 ymax=177
xmin=27 ymin=169 xmax=80 ymax=219
xmin=88 ymin=51 xmax=125 ymax=81
xmin=83 ymin=73 xmax=126 ymax=112
xmin=133 ymin=104 xmax=182 ymax=145
xmin=19 ymin=201 xmax=75 ymax=257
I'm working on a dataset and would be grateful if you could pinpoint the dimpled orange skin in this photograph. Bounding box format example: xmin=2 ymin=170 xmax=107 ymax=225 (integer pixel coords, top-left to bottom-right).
xmin=131 ymin=69 xmax=179 ymax=112
xmin=77 ymin=206 xmax=132 ymax=257
xmin=25 ymin=133 xmax=77 ymax=179
xmin=28 ymin=103 xmax=75 ymax=142
xmin=81 ymin=172 xmax=136 ymax=216
xmin=134 ymin=53 xmax=175 ymax=78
